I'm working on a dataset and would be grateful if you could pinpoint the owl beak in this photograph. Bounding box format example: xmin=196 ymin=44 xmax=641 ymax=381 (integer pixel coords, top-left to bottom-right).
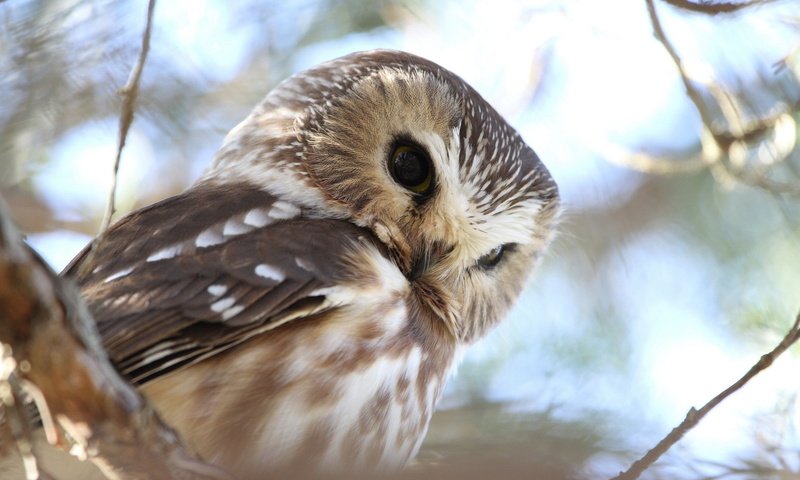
xmin=371 ymin=221 xmax=443 ymax=281
xmin=408 ymin=241 xmax=453 ymax=281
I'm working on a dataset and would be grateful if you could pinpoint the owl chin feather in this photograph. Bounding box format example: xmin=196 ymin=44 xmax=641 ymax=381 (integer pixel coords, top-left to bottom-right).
xmin=65 ymin=49 xmax=559 ymax=474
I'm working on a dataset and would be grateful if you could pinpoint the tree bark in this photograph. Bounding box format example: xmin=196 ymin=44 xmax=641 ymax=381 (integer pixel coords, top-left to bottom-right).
xmin=0 ymin=197 xmax=226 ymax=480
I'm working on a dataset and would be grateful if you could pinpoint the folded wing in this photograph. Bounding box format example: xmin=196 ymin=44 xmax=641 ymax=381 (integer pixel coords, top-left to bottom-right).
xmin=63 ymin=182 xmax=382 ymax=385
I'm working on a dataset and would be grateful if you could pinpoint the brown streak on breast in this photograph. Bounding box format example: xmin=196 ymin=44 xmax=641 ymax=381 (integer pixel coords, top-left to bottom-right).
xmin=319 ymin=343 xmax=378 ymax=372
xmin=365 ymin=431 xmax=388 ymax=468
xmin=293 ymin=418 xmax=335 ymax=466
xmin=357 ymin=319 xmax=383 ymax=340
xmin=358 ymin=386 xmax=391 ymax=435
xmin=341 ymin=422 xmax=363 ymax=465
xmin=399 ymin=296 xmax=455 ymax=416
xmin=304 ymin=375 xmax=343 ymax=409
xmin=395 ymin=374 xmax=410 ymax=398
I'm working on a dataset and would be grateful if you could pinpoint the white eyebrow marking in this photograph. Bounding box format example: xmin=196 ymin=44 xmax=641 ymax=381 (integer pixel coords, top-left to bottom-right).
xmin=103 ymin=267 xmax=134 ymax=283
xmin=268 ymin=201 xmax=300 ymax=220
xmin=223 ymin=218 xmax=253 ymax=236
xmin=222 ymin=305 xmax=245 ymax=321
xmin=243 ymin=208 xmax=272 ymax=228
xmin=210 ymin=297 xmax=236 ymax=313
xmin=196 ymin=228 xmax=225 ymax=248
xmin=207 ymin=284 xmax=227 ymax=297
xmin=295 ymin=257 xmax=314 ymax=271
xmin=255 ymin=264 xmax=285 ymax=282
xmin=147 ymin=244 xmax=183 ymax=262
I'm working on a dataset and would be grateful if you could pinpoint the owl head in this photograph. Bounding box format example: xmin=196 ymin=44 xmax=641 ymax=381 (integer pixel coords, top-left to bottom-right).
xmin=205 ymin=50 xmax=559 ymax=343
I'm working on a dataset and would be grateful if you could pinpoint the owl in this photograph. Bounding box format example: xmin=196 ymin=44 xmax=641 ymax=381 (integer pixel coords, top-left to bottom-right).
xmin=64 ymin=50 xmax=559 ymax=475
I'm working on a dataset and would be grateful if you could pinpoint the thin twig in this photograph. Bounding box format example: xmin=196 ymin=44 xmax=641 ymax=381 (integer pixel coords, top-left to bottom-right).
xmin=590 ymin=136 xmax=714 ymax=174
xmin=646 ymin=0 xmax=800 ymax=196
xmin=662 ymin=0 xmax=777 ymax=15
xmin=611 ymin=311 xmax=800 ymax=480
xmin=100 ymin=0 xmax=156 ymax=233
xmin=647 ymin=0 xmax=718 ymax=129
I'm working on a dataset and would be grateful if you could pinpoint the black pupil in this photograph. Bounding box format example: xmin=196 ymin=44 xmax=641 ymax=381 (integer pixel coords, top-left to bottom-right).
xmin=393 ymin=150 xmax=428 ymax=186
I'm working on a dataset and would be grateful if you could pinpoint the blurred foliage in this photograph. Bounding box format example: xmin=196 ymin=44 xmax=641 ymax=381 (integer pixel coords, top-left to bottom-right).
xmin=419 ymin=401 xmax=608 ymax=478
xmin=1 ymin=0 xmax=413 ymax=227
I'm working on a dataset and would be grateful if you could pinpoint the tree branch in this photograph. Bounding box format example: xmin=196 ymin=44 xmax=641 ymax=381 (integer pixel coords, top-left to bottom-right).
xmin=611 ymin=311 xmax=800 ymax=480
xmin=644 ymin=0 xmax=800 ymax=196
xmin=0 ymin=196 xmax=227 ymax=479
xmin=648 ymin=0 xmax=721 ymax=130
xmin=100 ymin=0 xmax=156 ymax=233
xmin=661 ymin=0 xmax=778 ymax=15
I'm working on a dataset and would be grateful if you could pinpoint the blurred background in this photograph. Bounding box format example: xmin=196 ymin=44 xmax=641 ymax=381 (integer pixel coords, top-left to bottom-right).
xmin=2 ymin=0 xmax=800 ymax=478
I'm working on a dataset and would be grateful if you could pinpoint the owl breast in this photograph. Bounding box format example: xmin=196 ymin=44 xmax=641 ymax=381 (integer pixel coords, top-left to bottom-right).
xmin=141 ymin=280 xmax=457 ymax=474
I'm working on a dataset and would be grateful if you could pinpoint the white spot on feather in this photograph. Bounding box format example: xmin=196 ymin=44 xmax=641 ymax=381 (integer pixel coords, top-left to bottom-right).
xmin=255 ymin=264 xmax=285 ymax=282
xmin=309 ymin=286 xmax=355 ymax=306
xmin=243 ymin=208 xmax=272 ymax=228
xmin=139 ymin=348 xmax=179 ymax=368
xmin=222 ymin=305 xmax=245 ymax=321
xmin=103 ymin=267 xmax=134 ymax=283
xmin=223 ymin=218 xmax=253 ymax=236
xmin=147 ymin=244 xmax=183 ymax=262
xmin=210 ymin=297 xmax=235 ymax=313
xmin=207 ymin=284 xmax=227 ymax=297
xmin=196 ymin=228 xmax=225 ymax=248
xmin=268 ymin=201 xmax=300 ymax=220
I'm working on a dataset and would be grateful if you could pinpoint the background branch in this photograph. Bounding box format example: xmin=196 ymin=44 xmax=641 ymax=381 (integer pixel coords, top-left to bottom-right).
xmin=648 ymin=0 xmax=728 ymax=129
xmin=661 ymin=0 xmax=779 ymax=15
xmin=611 ymin=311 xmax=800 ymax=480
xmin=100 ymin=0 xmax=156 ymax=233
xmin=645 ymin=0 xmax=800 ymax=195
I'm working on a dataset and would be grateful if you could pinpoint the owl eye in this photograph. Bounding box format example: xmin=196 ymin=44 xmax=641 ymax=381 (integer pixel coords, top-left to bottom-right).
xmin=389 ymin=145 xmax=433 ymax=195
xmin=477 ymin=244 xmax=510 ymax=269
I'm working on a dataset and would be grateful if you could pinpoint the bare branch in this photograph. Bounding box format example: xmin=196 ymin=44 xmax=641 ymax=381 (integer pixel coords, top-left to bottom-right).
xmin=644 ymin=0 xmax=800 ymax=196
xmin=590 ymin=134 xmax=715 ymax=175
xmin=0 ymin=196 xmax=227 ymax=479
xmin=647 ymin=0 xmax=719 ymax=129
xmin=100 ymin=0 xmax=156 ymax=233
xmin=610 ymin=311 xmax=800 ymax=480
xmin=661 ymin=0 xmax=778 ymax=15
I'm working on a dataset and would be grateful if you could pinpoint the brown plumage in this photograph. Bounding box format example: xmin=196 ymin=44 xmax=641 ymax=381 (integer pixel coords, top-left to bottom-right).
xmin=63 ymin=50 xmax=560 ymax=475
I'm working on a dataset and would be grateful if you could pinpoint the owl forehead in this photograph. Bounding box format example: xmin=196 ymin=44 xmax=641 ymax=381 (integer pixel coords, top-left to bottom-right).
xmin=318 ymin=70 xmax=458 ymax=142
xmin=289 ymin=53 xmax=548 ymax=201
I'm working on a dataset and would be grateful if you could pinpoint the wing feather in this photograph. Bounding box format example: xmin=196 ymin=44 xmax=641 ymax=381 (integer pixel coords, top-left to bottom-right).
xmin=63 ymin=182 xmax=385 ymax=385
